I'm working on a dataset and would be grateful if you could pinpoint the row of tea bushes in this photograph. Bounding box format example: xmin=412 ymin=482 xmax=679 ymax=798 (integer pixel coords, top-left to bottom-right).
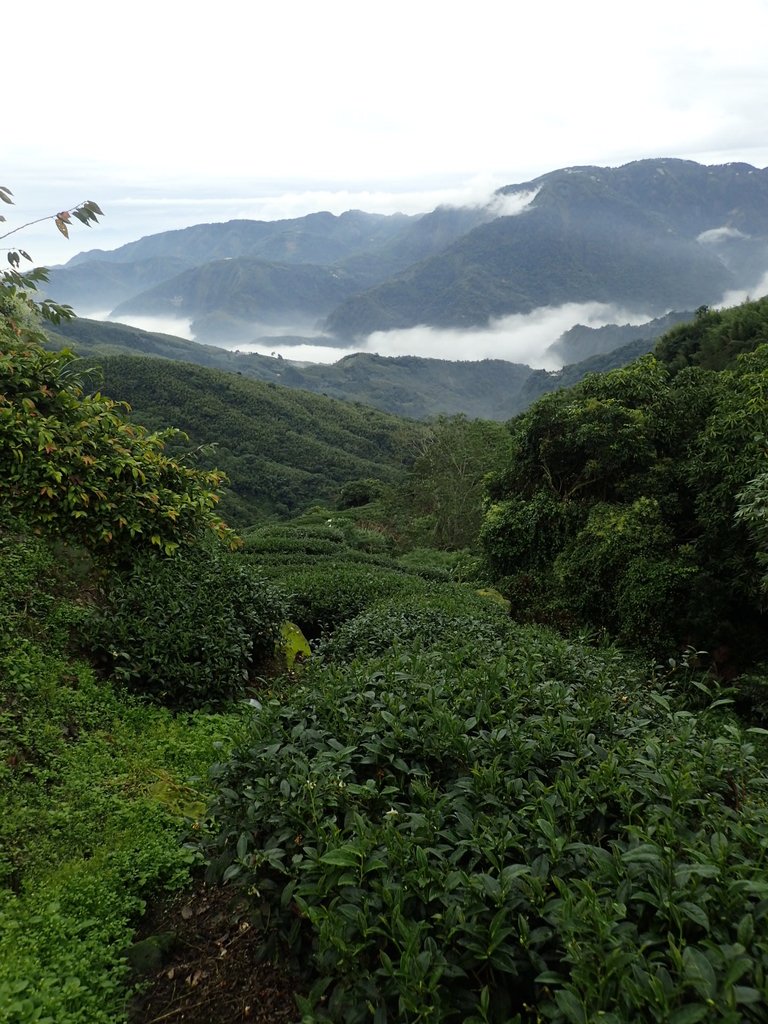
xmin=203 ymin=557 xmax=768 ymax=1022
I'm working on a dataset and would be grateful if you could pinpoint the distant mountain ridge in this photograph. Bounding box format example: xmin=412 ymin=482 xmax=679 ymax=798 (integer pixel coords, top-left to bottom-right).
xmin=547 ymin=310 xmax=692 ymax=363
xmin=326 ymin=160 xmax=768 ymax=337
xmin=44 ymin=159 xmax=768 ymax=347
xmin=48 ymin=313 xmax=672 ymax=420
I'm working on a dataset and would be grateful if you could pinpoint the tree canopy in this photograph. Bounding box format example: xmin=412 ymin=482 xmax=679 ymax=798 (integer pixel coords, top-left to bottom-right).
xmin=482 ymin=342 xmax=768 ymax=662
xmin=0 ymin=190 xmax=236 ymax=558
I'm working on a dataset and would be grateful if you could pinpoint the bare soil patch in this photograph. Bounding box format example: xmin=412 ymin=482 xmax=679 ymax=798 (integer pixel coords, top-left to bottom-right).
xmin=127 ymin=881 xmax=300 ymax=1024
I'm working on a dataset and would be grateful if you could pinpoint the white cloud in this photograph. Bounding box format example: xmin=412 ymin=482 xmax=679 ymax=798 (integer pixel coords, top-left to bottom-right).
xmin=103 ymin=315 xmax=195 ymax=339
xmin=697 ymin=226 xmax=749 ymax=244
xmin=716 ymin=272 xmax=768 ymax=309
xmin=234 ymin=301 xmax=654 ymax=368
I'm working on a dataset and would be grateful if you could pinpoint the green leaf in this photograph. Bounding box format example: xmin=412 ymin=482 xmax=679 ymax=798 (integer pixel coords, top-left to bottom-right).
xmin=679 ymin=902 xmax=709 ymax=931
xmin=669 ymin=1006 xmax=709 ymax=1024
xmin=682 ymin=946 xmax=717 ymax=999
xmin=319 ymin=847 xmax=361 ymax=868
xmin=554 ymin=989 xmax=586 ymax=1024
xmin=734 ymin=986 xmax=762 ymax=1005
xmin=736 ymin=913 xmax=754 ymax=947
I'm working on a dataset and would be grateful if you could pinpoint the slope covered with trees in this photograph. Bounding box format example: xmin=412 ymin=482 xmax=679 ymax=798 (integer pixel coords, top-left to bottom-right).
xmin=481 ymin=301 xmax=768 ymax=671
xmin=5 ymin=193 xmax=768 ymax=1024
xmin=92 ymin=355 xmax=424 ymax=522
xmin=326 ymin=160 xmax=768 ymax=337
xmin=48 ymin=314 xmax=666 ymax=421
xmin=43 ymin=160 xmax=768 ymax=347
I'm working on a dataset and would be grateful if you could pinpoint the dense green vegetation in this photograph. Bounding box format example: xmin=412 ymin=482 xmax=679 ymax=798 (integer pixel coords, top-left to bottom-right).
xmin=206 ymin=621 xmax=768 ymax=1023
xmin=655 ymin=297 xmax=768 ymax=372
xmin=4 ymin=195 xmax=768 ymax=1022
xmin=482 ymin=339 xmax=768 ymax=667
xmin=48 ymin=315 xmax=660 ymax=421
xmin=0 ymin=523 xmax=249 ymax=1023
xmin=89 ymin=354 xmax=424 ymax=523
xmin=0 ymin=211 xmax=279 ymax=1020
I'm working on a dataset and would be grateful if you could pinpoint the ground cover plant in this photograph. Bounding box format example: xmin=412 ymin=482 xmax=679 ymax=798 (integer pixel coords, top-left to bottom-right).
xmin=0 ymin=520 xmax=252 ymax=1024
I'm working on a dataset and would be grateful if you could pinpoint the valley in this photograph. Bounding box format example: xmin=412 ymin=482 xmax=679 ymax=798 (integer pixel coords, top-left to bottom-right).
xmin=3 ymin=161 xmax=768 ymax=1024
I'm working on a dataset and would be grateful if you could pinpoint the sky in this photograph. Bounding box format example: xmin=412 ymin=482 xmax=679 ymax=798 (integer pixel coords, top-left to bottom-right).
xmin=5 ymin=0 xmax=768 ymax=262
xmin=4 ymin=0 xmax=768 ymax=362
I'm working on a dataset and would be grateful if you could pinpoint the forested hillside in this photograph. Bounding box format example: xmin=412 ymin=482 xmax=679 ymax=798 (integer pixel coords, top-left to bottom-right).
xmin=4 ymin=196 xmax=768 ymax=1024
xmin=48 ymin=314 xmax=666 ymax=421
xmin=92 ymin=355 xmax=423 ymax=522
xmin=325 ymin=160 xmax=768 ymax=336
xmin=45 ymin=160 xmax=768 ymax=347
xmin=477 ymin=297 xmax=768 ymax=678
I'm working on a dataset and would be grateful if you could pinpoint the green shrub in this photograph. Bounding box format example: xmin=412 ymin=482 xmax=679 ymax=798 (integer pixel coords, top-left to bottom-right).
xmin=243 ymin=522 xmax=348 ymax=553
xmin=89 ymin=546 xmax=287 ymax=708
xmin=0 ymin=634 xmax=246 ymax=1024
xmin=0 ymin=338 xmax=235 ymax=559
xmin=263 ymin=563 xmax=429 ymax=637
xmin=318 ymin=587 xmax=512 ymax=664
xmin=203 ymin=633 xmax=768 ymax=1023
xmin=336 ymin=478 xmax=385 ymax=510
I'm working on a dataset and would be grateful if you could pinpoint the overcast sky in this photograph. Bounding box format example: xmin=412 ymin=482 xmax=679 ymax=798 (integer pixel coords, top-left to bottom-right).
xmin=5 ymin=0 xmax=768 ymax=266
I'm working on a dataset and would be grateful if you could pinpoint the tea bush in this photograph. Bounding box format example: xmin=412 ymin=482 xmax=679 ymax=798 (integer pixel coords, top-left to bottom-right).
xmin=204 ymin=628 xmax=768 ymax=1022
xmin=318 ymin=588 xmax=513 ymax=665
xmin=89 ymin=545 xmax=288 ymax=708
xmin=256 ymin=562 xmax=431 ymax=637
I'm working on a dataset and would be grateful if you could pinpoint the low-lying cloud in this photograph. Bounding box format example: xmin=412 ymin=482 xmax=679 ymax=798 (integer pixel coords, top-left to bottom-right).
xmin=716 ymin=269 xmax=768 ymax=309
xmin=96 ymin=313 xmax=196 ymax=340
xmin=235 ymin=301 xmax=655 ymax=369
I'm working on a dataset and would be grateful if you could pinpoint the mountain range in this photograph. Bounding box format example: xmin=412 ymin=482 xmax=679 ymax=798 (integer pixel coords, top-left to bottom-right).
xmin=48 ymin=311 xmax=684 ymax=421
xmin=44 ymin=159 xmax=768 ymax=348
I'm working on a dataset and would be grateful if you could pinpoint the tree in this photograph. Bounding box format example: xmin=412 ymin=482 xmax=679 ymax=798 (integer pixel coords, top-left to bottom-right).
xmin=0 ymin=189 xmax=237 ymax=558
xmin=482 ymin=340 xmax=768 ymax=661
xmin=400 ymin=415 xmax=514 ymax=550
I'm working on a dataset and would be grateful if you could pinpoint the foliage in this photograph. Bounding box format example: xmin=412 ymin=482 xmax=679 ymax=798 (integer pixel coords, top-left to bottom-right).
xmin=0 ymin=641 xmax=244 ymax=1024
xmin=337 ymin=478 xmax=385 ymax=509
xmin=317 ymin=587 xmax=513 ymax=665
xmin=203 ymin=611 xmax=768 ymax=1023
xmin=552 ymin=499 xmax=699 ymax=649
xmin=0 ymin=339 xmax=238 ymax=557
xmin=736 ymin=468 xmax=768 ymax=596
xmin=482 ymin=342 xmax=768 ymax=659
xmin=49 ymin=317 xmax=652 ymax=423
xmin=242 ymin=518 xmax=476 ymax=640
xmin=655 ymin=297 xmax=768 ymax=373
xmin=1 ymin=188 xmax=103 ymax=334
xmin=392 ymin=415 xmax=515 ymax=550
xmin=264 ymin=562 xmax=430 ymax=638
xmin=85 ymin=353 xmax=423 ymax=523
xmin=1 ymin=190 xmax=235 ymax=559
xmin=88 ymin=545 xmax=288 ymax=708
xmin=0 ymin=525 xmax=248 ymax=1023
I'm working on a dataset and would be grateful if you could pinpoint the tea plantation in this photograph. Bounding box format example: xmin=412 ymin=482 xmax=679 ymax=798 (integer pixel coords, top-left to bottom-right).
xmin=3 ymin=290 xmax=768 ymax=1021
